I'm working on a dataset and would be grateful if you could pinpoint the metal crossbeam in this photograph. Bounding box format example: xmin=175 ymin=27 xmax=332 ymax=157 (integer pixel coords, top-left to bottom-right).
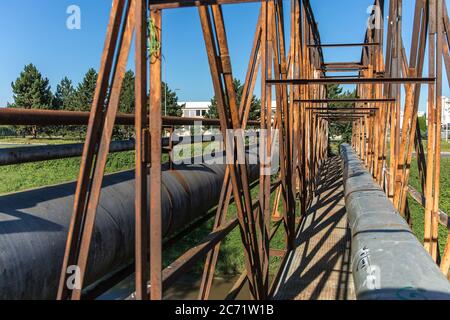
xmin=267 ymin=77 xmax=435 ymax=85
xmin=295 ymin=98 xmax=395 ymax=103
xmin=308 ymin=43 xmax=380 ymax=47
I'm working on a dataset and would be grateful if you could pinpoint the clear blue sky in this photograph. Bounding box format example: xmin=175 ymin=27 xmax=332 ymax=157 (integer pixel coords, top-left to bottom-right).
xmin=0 ymin=0 xmax=448 ymax=112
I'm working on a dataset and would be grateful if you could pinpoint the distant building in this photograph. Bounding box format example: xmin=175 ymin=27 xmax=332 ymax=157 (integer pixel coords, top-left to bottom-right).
xmin=399 ymin=111 xmax=425 ymax=129
xmin=179 ymin=101 xmax=277 ymax=119
xmin=179 ymin=102 xmax=210 ymax=118
xmin=424 ymin=96 xmax=450 ymax=126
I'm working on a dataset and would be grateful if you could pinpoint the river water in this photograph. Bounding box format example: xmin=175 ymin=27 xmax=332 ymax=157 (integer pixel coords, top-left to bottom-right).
xmin=98 ymin=273 xmax=252 ymax=300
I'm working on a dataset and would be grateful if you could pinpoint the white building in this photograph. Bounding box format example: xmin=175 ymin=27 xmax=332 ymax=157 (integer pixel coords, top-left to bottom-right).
xmin=180 ymin=102 xmax=210 ymax=118
xmin=441 ymin=97 xmax=450 ymax=125
xmin=424 ymin=96 xmax=450 ymax=125
xmin=179 ymin=101 xmax=277 ymax=119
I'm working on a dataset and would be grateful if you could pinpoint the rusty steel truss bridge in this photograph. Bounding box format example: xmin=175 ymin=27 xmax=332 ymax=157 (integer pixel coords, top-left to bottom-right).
xmin=0 ymin=0 xmax=450 ymax=300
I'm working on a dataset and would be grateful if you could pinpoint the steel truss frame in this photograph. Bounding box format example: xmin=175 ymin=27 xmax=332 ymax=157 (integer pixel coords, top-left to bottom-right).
xmin=2 ymin=0 xmax=449 ymax=300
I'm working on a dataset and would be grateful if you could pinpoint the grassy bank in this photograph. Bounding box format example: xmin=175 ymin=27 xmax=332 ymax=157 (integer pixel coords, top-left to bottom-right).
xmin=0 ymin=136 xmax=82 ymax=145
xmin=0 ymin=151 xmax=136 ymax=194
xmin=422 ymin=139 xmax=450 ymax=153
xmin=408 ymin=157 xmax=450 ymax=255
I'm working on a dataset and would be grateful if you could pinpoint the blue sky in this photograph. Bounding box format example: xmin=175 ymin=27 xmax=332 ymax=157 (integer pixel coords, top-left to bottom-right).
xmin=0 ymin=0 xmax=448 ymax=112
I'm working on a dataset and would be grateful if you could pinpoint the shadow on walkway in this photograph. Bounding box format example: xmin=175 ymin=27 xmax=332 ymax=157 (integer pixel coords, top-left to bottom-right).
xmin=273 ymin=157 xmax=355 ymax=300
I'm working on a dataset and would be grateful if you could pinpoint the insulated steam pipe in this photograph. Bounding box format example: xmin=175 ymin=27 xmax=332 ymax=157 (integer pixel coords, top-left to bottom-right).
xmin=341 ymin=143 xmax=450 ymax=300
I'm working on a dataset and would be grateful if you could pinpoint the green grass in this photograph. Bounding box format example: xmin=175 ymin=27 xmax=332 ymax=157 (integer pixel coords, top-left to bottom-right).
xmin=420 ymin=139 xmax=450 ymax=153
xmin=408 ymin=157 xmax=450 ymax=255
xmin=0 ymin=136 xmax=83 ymax=145
xmin=0 ymin=151 xmax=137 ymax=194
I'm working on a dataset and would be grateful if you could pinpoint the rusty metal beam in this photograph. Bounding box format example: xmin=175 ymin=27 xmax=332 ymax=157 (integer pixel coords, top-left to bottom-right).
xmin=306 ymin=107 xmax=380 ymax=111
xmin=0 ymin=108 xmax=259 ymax=126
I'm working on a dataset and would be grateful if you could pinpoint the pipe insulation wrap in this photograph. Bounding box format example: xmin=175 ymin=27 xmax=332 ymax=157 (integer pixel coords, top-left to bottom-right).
xmin=340 ymin=143 xmax=450 ymax=300
xmin=0 ymin=160 xmax=260 ymax=300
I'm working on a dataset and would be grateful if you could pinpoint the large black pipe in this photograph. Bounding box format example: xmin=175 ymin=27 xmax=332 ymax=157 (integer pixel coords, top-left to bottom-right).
xmin=0 ymin=159 xmax=260 ymax=299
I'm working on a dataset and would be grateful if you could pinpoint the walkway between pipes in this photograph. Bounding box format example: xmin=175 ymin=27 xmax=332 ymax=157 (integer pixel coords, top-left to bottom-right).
xmin=272 ymin=156 xmax=355 ymax=300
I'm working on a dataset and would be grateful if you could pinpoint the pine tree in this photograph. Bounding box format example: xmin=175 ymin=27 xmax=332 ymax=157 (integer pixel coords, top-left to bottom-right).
xmin=71 ymin=68 xmax=98 ymax=111
xmin=53 ymin=77 xmax=75 ymax=110
xmin=51 ymin=77 xmax=76 ymax=137
xmin=65 ymin=68 xmax=98 ymax=139
xmin=205 ymin=78 xmax=260 ymax=120
xmin=10 ymin=63 xmax=53 ymax=109
xmin=10 ymin=64 xmax=53 ymax=137
xmin=114 ymin=70 xmax=135 ymax=139
xmin=119 ymin=70 xmax=135 ymax=114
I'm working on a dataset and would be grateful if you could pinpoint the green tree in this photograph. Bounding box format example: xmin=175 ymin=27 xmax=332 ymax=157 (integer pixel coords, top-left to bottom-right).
xmin=326 ymin=84 xmax=356 ymax=145
xmin=162 ymin=82 xmax=184 ymax=117
xmin=119 ymin=70 xmax=135 ymax=114
xmin=10 ymin=64 xmax=53 ymax=137
xmin=53 ymin=77 xmax=75 ymax=110
xmin=10 ymin=64 xmax=53 ymax=109
xmin=71 ymin=68 xmax=98 ymax=112
xmin=66 ymin=68 xmax=98 ymax=139
xmin=52 ymin=77 xmax=76 ymax=137
xmin=114 ymin=74 xmax=184 ymax=138
xmin=205 ymin=78 xmax=260 ymax=120
xmin=418 ymin=115 xmax=427 ymax=137
xmin=114 ymin=70 xmax=135 ymax=139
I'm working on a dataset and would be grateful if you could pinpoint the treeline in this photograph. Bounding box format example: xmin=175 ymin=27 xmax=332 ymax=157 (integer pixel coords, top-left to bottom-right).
xmin=327 ymin=84 xmax=356 ymax=144
xmin=6 ymin=63 xmax=184 ymax=139
xmin=205 ymin=78 xmax=261 ymax=121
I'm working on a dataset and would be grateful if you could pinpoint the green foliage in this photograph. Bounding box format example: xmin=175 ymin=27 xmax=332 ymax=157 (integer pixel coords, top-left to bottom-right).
xmin=326 ymin=84 xmax=356 ymax=144
xmin=71 ymin=68 xmax=98 ymax=112
xmin=408 ymin=157 xmax=449 ymax=255
xmin=10 ymin=64 xmax=54 ymax=137
xmin=418 ymin=115 xmax=427 ymax=137
xmin=51 ymin=77 xmax=76 ymax=137
xmin=10 ymin=64 xmax=53 ymax=110
xmin=64 ymin=68 xmax=98 ymax=138
xmin=162 ymin=81 xmax=184 ymax=117
xmin=205 ymin=78 xmax=260 ymax=120
xmin=53 ymin=77 xmax=75 ymax=110
xmin=114 ymin=70 xmax=136 ymax=139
